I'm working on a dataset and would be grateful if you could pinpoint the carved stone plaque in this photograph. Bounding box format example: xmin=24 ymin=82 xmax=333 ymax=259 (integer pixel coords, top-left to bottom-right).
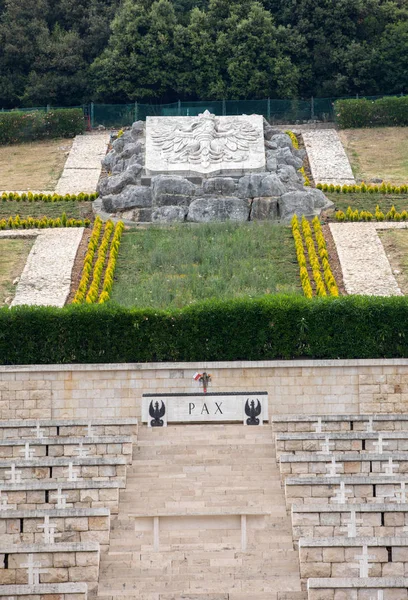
xmin=142 ymin=392 xmax=268 ymax=426
xmin=146 ymin=111 xmax=265 ymax=177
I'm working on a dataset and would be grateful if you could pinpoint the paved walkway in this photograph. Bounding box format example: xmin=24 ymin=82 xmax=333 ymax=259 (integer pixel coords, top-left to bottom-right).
xmin=3 ymin=228 xmax=84 ymax=307
xmin=330 ymin=223 xmax=405 ymax=296
xmin=55 ymin=133 xmax=110 ymax=194
xmin=302 ymin=130 xmax=355 ymax=186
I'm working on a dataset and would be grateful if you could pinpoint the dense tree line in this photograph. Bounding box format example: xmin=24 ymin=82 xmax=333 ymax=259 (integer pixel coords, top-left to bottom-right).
xmin=0 ymin=0 xmax=407 ymax=108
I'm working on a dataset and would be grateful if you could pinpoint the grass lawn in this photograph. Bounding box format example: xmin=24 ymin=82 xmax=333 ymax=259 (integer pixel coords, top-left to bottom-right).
xmin=111 ymin=223 xmax=301 ymax=309
xmin=379 ymin=229 xmax=408 ymax=295
xmin=338 ymin=128 xmax=408 ymax=184
xmin=0 ymin=138 xmax=73 ymax=191
xmin=0 ymin=200 xmax=92 ymax=220
xmin=0 ymin=238 xmax=34 ymax=306
xmin=325 ymin=193 xmax=408 ymax=216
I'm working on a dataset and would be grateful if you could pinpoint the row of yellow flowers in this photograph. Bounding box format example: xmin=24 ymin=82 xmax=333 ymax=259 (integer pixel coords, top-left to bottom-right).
xmin=285 ymin=130 xmax=311 ymax=186
xmin=336 ymin=205 xmax=408 ymax=222
xmin=0 ymin=214 xmax=90 ymax=229
xmin=312 ymin=216 xmax=339 ymax=296
xmin=73 ymin=217 xmax=103 ymax=304
xmin=99 ymin=222 xmax=125 ymax=304
xmin=1 ymin=192 xmax=98 ymax=203
xmin=317 ymin=182 xmax=408 ymax=195
xmin=291 ymin=215 xmax=339 ymax=298
xmin=85 ymin=221 xmax=115 ymax=303
xmin=291 ymin=215 xmax=313 ymax=298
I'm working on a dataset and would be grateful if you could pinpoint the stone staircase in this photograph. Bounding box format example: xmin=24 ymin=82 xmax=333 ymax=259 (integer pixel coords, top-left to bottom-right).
xmin=96 ymin=424 xmax=303 ymax=600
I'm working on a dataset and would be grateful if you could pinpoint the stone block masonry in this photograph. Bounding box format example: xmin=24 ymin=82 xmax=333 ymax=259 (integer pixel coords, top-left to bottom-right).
xmin=2 ymin=359 xmax=408 ymax=421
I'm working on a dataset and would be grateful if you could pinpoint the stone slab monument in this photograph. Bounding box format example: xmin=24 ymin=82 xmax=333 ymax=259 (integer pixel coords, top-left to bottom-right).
xmin=96 ymin=111 xmax=333 ymax=223
xmin=145 ymin=112 xmax=265 ymax=177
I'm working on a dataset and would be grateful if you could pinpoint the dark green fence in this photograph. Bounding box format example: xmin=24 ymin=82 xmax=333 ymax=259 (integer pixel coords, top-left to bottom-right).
xmin=1 ymin=95 xmax=402 ymax=129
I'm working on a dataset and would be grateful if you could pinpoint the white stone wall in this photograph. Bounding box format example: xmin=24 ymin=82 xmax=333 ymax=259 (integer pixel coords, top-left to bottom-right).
xmin=2 ymin=359 xmax=408 ymax=421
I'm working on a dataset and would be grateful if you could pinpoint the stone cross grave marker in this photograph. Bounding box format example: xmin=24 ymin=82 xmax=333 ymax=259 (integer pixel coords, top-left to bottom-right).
xmin=5 ymin=463 xmax=22 ymax=483
xmin=382 ymin=457 xmax=399 ymax=476
xmin=366 ymin=417 xmax=374 ymax=433
xmin=86 ymin=422 xmax=94 ymax=438
xmin=67 ymin=462 xmax=79 ymax=482
xmin=354 ymin=545 xmax=375 ymax=577
xmin=396 ymin=482 xmax=407 ymax=504
xmin=312 ymin=417 xmax=323 ymax=433
xmin=0 ymin=490 xmax=16 ymax=511
xmin=332 ymin=481 xmax=353 ymax=504
xmin=22 ymin=553 xmax=48 ymax=586
xmin=373 ymin=434 xmax=388 ymax=454
xmin=31 ymin=421 xmax=45 ymax=439
xmin=53 ymin=486 xmax=68 ymax=509
xmin=19 ymin=441 xmax=35 ymax=460
xmin=343 ymin=509 xmax=363 ymax=538
xmin=74 ymin=441 xmax=89 ymax=458
xmin=38 ymin=515 xmax=61 ymax=544
xmin=326 ymin=456 xmax=342 ymax=477
xmin=318 ymin=436 xmax=334 ymax=455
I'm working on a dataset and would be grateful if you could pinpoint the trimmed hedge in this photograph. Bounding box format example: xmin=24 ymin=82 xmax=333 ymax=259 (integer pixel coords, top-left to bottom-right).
xmin=1 ymin=296 xmax=408 ymax=365
xmin=0 ymin=109 xmax=85 ymax=144
xmin=335 ymin=96 xmax=408 ymax=129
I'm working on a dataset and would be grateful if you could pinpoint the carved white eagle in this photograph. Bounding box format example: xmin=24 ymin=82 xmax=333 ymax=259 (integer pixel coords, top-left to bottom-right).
xmin=150 ymin=110 xmax=260 ymax=168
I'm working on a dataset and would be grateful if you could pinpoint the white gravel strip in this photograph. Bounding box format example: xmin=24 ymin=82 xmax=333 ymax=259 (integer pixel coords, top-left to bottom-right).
xmin=302 ymin=130 xmax=355 ymax=186
xmin=55 ymin=133 xmax=109 ymax=195
xmin=330 ymin=223 xmax=402 ymax=296
xmin=6 ymin=228 xmax=84 ymax=307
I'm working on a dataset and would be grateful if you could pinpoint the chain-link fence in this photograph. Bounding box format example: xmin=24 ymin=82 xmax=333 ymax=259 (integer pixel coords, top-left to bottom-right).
xmin=1 ymin=95 xmax=402 ymax=128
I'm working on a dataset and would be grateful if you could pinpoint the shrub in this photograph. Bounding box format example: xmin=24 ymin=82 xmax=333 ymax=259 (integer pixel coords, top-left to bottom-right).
xmin=0 ymin=192 xmax=97 ymax=202
xmin=0 ymin=108 xmax=85 ymax=145
xmin=2 ymin=296 xmax=408 ymax=364
xmin=335 ymin=96 xmax=408 ymax=129
xmin=0 ymin=215 xmax=89 ymax=230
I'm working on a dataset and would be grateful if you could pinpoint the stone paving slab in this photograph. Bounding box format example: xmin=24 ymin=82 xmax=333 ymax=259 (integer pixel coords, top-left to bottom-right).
xmin=329 ymin=223 xmax=402 ymax=296
xmin=55 ymin=133 xmax=109 ymax=194
xmin=7 ymin=228 xmax=84 ymax=307
xmin=302 ymin=130 xmax=355 ymax=185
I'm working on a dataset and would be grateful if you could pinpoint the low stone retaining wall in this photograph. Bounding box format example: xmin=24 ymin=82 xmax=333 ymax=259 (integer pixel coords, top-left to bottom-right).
xmin=1 ymin=359 xmax=408 ymax=421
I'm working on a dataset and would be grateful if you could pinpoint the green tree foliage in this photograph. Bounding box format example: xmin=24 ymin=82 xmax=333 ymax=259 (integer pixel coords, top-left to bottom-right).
xmin=0 ymin=0 xmax=407 ymax=107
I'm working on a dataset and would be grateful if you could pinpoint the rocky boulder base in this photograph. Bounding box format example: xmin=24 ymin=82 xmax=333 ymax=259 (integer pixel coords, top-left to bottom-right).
xmin=97 ymin=119 xmax=333 ymax=223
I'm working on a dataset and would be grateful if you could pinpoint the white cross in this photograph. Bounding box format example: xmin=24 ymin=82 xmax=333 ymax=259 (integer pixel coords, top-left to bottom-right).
xmin=0 ymin=490 xmax=15 ymax=511
xmin=19 ymin=442 xmax=35 ymax=460
xmin=74 ymin=441 xmax=89 ymax=458
xmin=395 ymin=482 xmax=407 ymax=504
xmin=312 ymin=417 xmax=323 ymax=433
xmin=318 ymin=436 xmax=334 ymax=455
xmin=21 ymin=554 xmax=48 ymax=586
xmin=373 ymin=434 xmax=388 ymax=454
xmin=382 ymin=457 xmax=399 ymax=476
xmin=343 ymin=509 xmax=363 ymax=538
xmin=326 ymin=456 xmax=342 ymax=477
xmin=5 ymin=463 xmax=22 ymax=483
xmin=67 ymin=462 xmax=79 ymax=482
xmin=53 ymin=486 xmax=67 ymax=509
xmin=366 ymin=417 xmax=374 ymax=433
xmin=332 ymin=481 xmax=353 ymax=504
xmin=86 ymin=422 xmax=94 ymax=438
xmin=31 ymin=420 xmax=44 ymax=439
xmin=354 ymin=545 xmax=375 ymax=578
xmin=37 ymin=515 xmax=61 ymax=544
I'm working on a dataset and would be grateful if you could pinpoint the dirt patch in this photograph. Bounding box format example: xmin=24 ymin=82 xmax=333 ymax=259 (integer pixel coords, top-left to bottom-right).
xmin=378 ymin=229 xmax=408 ymax=295
xmin=66 ymin=228 xmax=91 ymax=304
xmin=0 ymin=138 xmax=73 ymax=191
xmin=338 ymin=128 xmax=408 ymax=185
xmin=322 ymin=224 xmax=347 ymax=296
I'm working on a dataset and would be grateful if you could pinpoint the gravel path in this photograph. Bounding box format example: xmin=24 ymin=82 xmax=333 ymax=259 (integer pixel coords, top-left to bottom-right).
xmin=55 ymin=133 xmax=110 ymax=195
xmin=4 ymin=229 xmax=84 ymax=307
xmin=329 ymin=223 xmax=404 ymax=296
xmin=302 ymin=130 xmax=355 ymax=186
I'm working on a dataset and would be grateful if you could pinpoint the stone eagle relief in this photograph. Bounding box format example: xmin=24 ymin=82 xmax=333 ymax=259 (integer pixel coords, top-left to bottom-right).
xmin=146 ymin=112 xmax=265 ymax=175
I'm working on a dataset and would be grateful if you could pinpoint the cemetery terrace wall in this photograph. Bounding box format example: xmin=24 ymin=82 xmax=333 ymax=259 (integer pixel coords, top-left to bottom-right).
xmin=1 ymin=359 xmax=408 ymax=421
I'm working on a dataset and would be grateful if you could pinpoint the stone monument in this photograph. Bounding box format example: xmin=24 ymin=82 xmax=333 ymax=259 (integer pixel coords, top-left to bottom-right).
xmin=96 ymin=111 xmax=333 ymax=223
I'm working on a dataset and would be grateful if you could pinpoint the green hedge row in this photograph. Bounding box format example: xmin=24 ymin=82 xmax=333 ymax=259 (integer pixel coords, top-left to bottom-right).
xmin=334 ymin=96 xmax=408 ymax=128
xmin=1 ymin=296 xmax=408 ymax=364
xmin=0 ymin=109 xmax=85 ymax=144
